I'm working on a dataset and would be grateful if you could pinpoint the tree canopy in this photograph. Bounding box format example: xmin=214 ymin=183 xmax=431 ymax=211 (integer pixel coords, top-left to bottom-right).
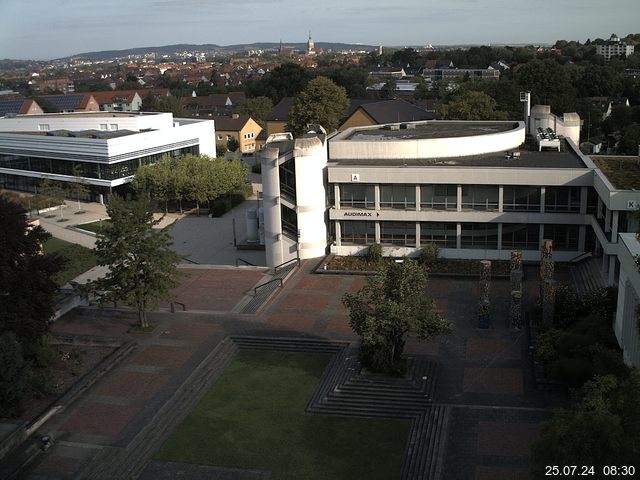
xmin=286 ymin=76 xmax=349 ymax=135
xmin=245 ymin=63 xmax=314 ymax=103
xmin=342 ymin=260 xmax=452 ymax=373
xmin=132 ymin=154 xmax=248 ymax=213
xmin=436 ymin=90 xmax=508 ymax=120
xmin=530 ymin=371 xmax=640 ymax=475
xmin=237 ymin=96 xmax=273 ymax=127
xmin=86 ymin=196 xmax=182 ymax=328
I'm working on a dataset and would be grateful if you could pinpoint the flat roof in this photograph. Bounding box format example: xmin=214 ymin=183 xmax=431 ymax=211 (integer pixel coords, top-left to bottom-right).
xmin=329 ymin=142 xmax=587 ymax=169
xmin=343 ymin=121 xmax=519 ymax=141
xmin=592 ymin=156 xmax=640 ymax=190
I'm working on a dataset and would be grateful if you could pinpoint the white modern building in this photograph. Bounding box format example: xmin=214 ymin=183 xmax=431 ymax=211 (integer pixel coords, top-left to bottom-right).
xmin=596 ymin=34 xmax=635 ymax=61
xmin=0 ymin=111 xmax=215 ymax=202
xmin=258 ymin=108 xmax=640 ymax=367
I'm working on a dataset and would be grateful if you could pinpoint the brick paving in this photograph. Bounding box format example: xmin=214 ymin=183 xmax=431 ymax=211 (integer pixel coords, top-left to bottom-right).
xmin=18 ymin=262 xmax=569 ymax=479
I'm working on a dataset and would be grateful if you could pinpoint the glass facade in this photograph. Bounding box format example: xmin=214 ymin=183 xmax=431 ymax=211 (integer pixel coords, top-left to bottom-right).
xmin=341 ymin=221 xmax=375 ymax=245
xmin=461 ymin=223 xmax=499 ymax=249
xmin=544 ymin=224 xmax=579 ymax=250
xmin=462 ymin=186 xmax=499 ymax=211
xmin=340 ymin=184 xmax=375 ymax=209
xmin=380 ymin=184 xmax=416 ymax=209
xmin=545 ymin=186 xmax=581 ymax=213
xmin=0 ymin=146 xmax=199 ymax=182
xmin=503 ymin=186 xmax=541 ymax=212
xmin=502 ymin=223 xmax=540 ymax=250
xmin=420 ymin=222 xmax=457 ymax=248
xmin=420 ymin=185 xmax=457 ymax=210
xmin=380 ymin=221 xmax=416 ymax=246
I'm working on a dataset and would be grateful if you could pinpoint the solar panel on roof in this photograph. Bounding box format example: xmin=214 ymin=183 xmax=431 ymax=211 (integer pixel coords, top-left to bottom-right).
xmin=0 ymin=100 xmax=24 ymax=115
xmin=45 ymin=95 xmax=84 ymax=110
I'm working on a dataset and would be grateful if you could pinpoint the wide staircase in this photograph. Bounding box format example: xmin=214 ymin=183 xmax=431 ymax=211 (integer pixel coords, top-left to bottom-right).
xmin=570 ymin=257 xmax=607 ymax=294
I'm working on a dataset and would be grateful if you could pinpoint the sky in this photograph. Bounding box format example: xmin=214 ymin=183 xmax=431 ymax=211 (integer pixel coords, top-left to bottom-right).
xmin=0 ymin=0 xmax=639 ymax=60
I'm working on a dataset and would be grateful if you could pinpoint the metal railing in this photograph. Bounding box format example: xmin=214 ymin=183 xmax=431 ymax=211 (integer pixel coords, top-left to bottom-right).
xmin=254 ymin=278 xmax=283 ymax=295
xmin=235 ymin=258 xmax=256 ymax=267
xmin=274 ymin=257 xmax=300 ymax=274
xmin=170 ymin=301 xmax=186 ymax=313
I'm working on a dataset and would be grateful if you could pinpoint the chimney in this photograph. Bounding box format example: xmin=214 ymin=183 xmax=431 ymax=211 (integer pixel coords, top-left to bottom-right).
xmin=231 ymin=113 xmax=239 ymax=119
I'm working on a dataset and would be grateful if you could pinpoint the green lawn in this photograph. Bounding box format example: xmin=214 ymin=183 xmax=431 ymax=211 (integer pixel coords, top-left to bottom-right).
xmin=156 ymin=351 xmax=411 ymax=480
xmin=43 ymin=237 xmax=97 ymax=285
xmin=76 ymin=220 xmax=109 ymax=233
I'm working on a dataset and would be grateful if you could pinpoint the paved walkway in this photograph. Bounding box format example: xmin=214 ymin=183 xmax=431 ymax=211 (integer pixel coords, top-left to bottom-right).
xmin=13 ymin=262 xmax=564 ymax=479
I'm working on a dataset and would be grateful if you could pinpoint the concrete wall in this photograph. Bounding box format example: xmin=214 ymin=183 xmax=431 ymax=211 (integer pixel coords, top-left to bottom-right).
xmin=614 ymin=234 xmax=640 ymax=367
xmin=330 ymin=121 xmax=525 ymax=160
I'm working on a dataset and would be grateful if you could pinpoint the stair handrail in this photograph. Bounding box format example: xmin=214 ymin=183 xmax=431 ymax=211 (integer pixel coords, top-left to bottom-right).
xmin=569 ymin=251 xmax=592 ymax=263
xmin=236 ymin=257 xmax=256 ymax=267
xmin=254 ymin=278 xmax=283 ymax=295
xmin=274 ymin=257 xmax=300 ymax=274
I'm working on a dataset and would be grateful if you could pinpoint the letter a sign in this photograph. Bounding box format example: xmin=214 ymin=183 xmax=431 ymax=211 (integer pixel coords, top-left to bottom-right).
xmin=351 ymin=173 xmax=360 ymax=182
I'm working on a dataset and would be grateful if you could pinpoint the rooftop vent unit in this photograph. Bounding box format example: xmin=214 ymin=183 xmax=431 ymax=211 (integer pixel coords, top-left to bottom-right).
xmin=389 ymin=124 xmax=400 ymax=131
xmin=400 ymin=123 xmax=416 ymax=129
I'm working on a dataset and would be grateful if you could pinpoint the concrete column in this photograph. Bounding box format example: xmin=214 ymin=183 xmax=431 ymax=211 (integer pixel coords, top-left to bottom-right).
xmin=415 ymin=185 xmax=421 ymax=212
xmin=497 ymin=223 xmax=503 ymax=250
xmin=608 ymin=256 xmax=617 ymax=286
xmin=498 ymin=185 xmax=504 ymax=213
xmin=374 ymin=184 xmax=380 ymax=211
xmin=457 ymin=185 xmax=462 ymax=212
xmin=334 ymin=184 xmax=341 ymax=210
xmin=538 ymin=224 xmax=545 ymax=250
xmin=415 ymin=222 xmax=421 ymax=248
xmin=375 ymin=221 xmax=381 ymax=243
xmin=456 ymin=223 xmax=462 ymax=249
xmin=335 ymin=221 xmax=341 ymax=247
xmin=605 ymin=208 xmax=611 ymax=233
xmin=580 ymin=186 xmax=588 ymax=215
xmin=578 ymin=225 xmax=586 ymax=252
xmin=597 ymin=197 xmax=603 ymax=219
xmin=261 ymin=148 xmax=284 ymax=268
xmin=540 ymin=187 xmax=546 ymax=213
xmin=612 ymin=211 xmax=619 ymax=241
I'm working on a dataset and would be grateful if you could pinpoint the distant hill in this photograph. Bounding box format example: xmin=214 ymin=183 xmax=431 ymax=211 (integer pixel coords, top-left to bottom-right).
xmin=60 ymin=42 xmax=379 ymax=61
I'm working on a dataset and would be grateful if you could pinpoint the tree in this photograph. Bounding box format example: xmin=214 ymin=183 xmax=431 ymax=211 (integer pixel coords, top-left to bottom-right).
xmin=342 ymin=261 xmax=452 ymax=373
xmin=237 ymin=96 xmax=273 ymax=128
xmin=436 ymin=90 xmax=508 ymax=120
xmin=245 ymin=63 xmax=314 ymax=103
xmin=530 ymin=372 xmax=640 ymax=476
xmin=380 ymin=78 xmax=397 ymax=99
xmin=0 ymin=194 xmax=65 ymax=340
xmin=86 ymin=196 xmax=182 ymax=328
xmin=287 ymin=76 xmax=349 ymax=135
xmin=227 ymin=136 xmax=240 ymax=152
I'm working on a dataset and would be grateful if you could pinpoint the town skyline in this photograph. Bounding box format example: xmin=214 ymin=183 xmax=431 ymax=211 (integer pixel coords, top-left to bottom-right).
xmin=1 ymin=0 xmax=639 ymax=60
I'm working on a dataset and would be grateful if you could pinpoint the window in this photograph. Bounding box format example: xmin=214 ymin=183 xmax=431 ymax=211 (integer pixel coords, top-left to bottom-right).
xmin=227 ymin=135 xmax=232 ymax=141
xmin=380 ymin=184 xmax=416 ymax=209
xmin=503 ymin=186 xmax=541 ymax=212
xmin=545 ymin=187 xmax=581 ymax=213
xmin=462 ymin=186 xmax=499 ymax=211
xmin=109 ymin=124 xmax=118 ymax=131
xmin=38 ymin=124 xmax=50 ymax=131
xmin=420 ymin=185 xmax=457 ymax=210
xmin=100 ymin=124 xmax=108 ymax=131
xmin=279 ymin=158 xmax=296 ymax=201
xmin=544 ymin=224 xmax=579 ymax=251
xmin=217 ymin=135 xmax=223 ymax=141
xmin=380 ymin=222 xmax=416 ymax=246
xmin=502 ymin=224 xmax=540 ymax=250
xmin=340 ymin=184 xmax=375 ymax=209
xmin=461 ymin=223 xmax=499 ymax=249
xmin=281 ymin=205 xmax=298 ymax=240
xmin=420 ymin=222 xmax=457 ymax=248
xmin=341 ymin=221 xmax=375 ymax=245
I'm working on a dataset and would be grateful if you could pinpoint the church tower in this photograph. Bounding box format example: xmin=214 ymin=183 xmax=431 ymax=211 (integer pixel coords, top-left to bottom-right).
xmin=307 ymin=31 xmax=315 ymax=55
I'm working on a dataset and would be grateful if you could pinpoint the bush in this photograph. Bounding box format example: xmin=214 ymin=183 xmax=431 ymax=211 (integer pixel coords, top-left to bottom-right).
xmin=366 ymin=243 xmax=383 ymax=262
xmin=419 ymin=243 xmax=439 ymax=267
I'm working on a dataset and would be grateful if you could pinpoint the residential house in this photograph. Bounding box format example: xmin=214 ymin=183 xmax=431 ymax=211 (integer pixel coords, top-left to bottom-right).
xmin=91 ymin=90 xmax=143 ymax=112
xmin=266 ymin=97 xmax=295 ymax=136
xmin=339 ymin=99 xmax=434 ymax=131
xmin=181 ymin=93 xmax=246 ymax=117
xmin=39 ymin=93 xmax=100 ymax=113
xmin=214 ymin=113 xmax=262 ymax=154
xmin=0 ymin=99 xmax=44 ymax=117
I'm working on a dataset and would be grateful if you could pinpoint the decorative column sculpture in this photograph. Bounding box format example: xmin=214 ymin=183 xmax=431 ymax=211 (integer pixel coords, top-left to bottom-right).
xmin=542 ymin=279 xmax=557 ymax=324
xmin=510 ymin=250 xmax=523 ymax=329
xmin=478 ymin=260 xmax=492 ymax=328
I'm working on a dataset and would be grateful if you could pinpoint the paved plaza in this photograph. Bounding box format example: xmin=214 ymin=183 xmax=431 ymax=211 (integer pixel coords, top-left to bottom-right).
xmin=4 ymin=257 xmax=569 ymax=480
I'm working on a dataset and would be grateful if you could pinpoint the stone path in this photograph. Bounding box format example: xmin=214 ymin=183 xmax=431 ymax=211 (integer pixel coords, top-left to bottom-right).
xmin=8 ymin=262 xmax=568 ymax=480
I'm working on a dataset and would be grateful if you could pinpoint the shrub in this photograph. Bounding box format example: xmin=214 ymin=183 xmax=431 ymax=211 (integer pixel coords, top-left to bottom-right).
xmin=419 ymin=243 xmax=439 ymax=267
xmin=366 ymin=243 xmax=383 ymax=262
